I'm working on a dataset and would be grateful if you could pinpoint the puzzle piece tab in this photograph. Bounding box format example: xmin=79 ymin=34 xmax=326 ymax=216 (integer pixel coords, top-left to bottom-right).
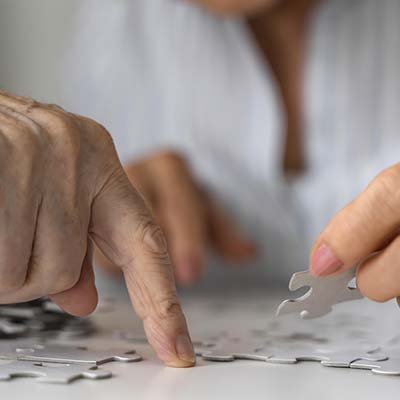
xmin=276 ymin=268 xmax=362 ymax=319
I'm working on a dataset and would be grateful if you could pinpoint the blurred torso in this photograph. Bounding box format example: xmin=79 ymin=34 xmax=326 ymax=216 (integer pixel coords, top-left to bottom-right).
xmin=61 ymin=0 xmax=400 ymax=285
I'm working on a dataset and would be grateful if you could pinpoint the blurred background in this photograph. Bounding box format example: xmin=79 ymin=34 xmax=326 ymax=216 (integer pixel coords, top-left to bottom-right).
xmin=1 ymin=0 xmax=400 ymax=295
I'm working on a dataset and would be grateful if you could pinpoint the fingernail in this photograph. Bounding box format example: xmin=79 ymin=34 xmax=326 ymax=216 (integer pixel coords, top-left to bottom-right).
xmin=175 ymin=334 xmax=196 ymax=363
xmin=310 ymin=244 xmax=343 ymax=276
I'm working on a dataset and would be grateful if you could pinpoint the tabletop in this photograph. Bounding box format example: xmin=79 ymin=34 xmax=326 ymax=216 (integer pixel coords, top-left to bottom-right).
xmin=1 ymin=286 xmax=400 ymax=399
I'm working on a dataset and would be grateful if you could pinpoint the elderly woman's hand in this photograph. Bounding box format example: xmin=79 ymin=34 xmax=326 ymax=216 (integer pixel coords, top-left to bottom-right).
xmin=0 ymin=91 xmax=195 ymax=367
xmin=309 ymin=163 xmax=400 ymax=304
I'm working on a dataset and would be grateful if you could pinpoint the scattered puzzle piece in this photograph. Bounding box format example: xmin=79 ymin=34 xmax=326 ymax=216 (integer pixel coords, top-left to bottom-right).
xmin=350 ymin=352 xmax=400 ymax=376
xmin=0 ymin=360 xmax=111 ymax=383
xmin=276 ymin=268 xmax=362 ymax=319
xmin=320 ymin=349 xmax=387 ymax=368
xmin=0 ymin=342 xmax=142 ymax=365
xmin=262 ymin=344 xmax=328 ymax=364
xmin=195 ymin=338 xmax=271 ymax=362
xmin=0 ymin=319 xmax=27 ymax=336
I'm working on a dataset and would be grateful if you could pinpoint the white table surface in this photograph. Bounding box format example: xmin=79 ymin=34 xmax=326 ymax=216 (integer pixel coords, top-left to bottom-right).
xmin=1 ymin=287 xmax=400 ymax=399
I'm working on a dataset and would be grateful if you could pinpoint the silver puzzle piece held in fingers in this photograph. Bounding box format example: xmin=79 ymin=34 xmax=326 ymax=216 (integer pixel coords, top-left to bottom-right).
xmin=276 ymin=267 xmax=363 ymax=319
xmin=0 ymin=360 xmax=111 ymax=383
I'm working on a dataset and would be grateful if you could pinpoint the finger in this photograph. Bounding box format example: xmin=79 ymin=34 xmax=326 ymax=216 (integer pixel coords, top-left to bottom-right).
xmin=125 ymin=162 xmax=155 ymax=206
xmin=126 ymin=157 xmax=205 ymax=284
xmin=157 ymin=193 xmax=207 ymax=285
xmin=149 ymin=155 xmax=207 ymax=285
xmin=0 ymin=111 xmax=90 ymax=304
xmin=0 ymin=90 xmax=35 ymax=110
xmin=0 ymin=191 xmax=89 ymax=304
xmin=50 ymin=240 xmax=98 ymax=316
xmin=0 ymin=108 xmax=40 ymax=300
xmin=89 ymin=151 xmax=195 ymax=367
xmin=206 ymin=198 xmax=256 ymax=262
xmin=93 ymin=242 xmax=121 ymax=274
xmin=309 ymin=165 xmax=400 ymax=276
xmin=356 ymin=236 xmax=400 ymax=302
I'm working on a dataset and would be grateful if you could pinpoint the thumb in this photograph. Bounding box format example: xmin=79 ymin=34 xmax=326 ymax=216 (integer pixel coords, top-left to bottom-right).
xmin=50 ymin=239 xmax=98 ymax=316
xmin=90 ymin=167 xmax=195 ymax=367
xmin=310 ymin=165 xmax=400 ymax=276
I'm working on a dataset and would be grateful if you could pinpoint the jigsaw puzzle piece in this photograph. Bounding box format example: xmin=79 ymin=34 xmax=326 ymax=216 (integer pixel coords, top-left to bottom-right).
xmin=0 ymin=319 xmax=28 ymax=336
xmin=276 ymin=268 xmax=362 ymax=319
xmin=7 ymin=343 xmax=142 ymax=365
xmin=321 ymin=350 xmax=387 ymax=368
xmin=350 ymin=355 xmax=400 ymax=376
xmin=0 ymin=361 xmax=111 ymax=383
xmin=277 ymin=298 xmax=333 ymax=319
xmin=263 ymin=344 xmax=386 ymax=367
xmin=195 ymin=339 xmax=271 ymax=362
xmin=265 ymin=347 xmax=327 ymax=364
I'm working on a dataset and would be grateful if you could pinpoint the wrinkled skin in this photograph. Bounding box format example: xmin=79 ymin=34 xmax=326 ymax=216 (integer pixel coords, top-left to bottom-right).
xmin=310 ymin=164 xmax=400 ymax=304
xmin=0 ymin=91 xmax=195 ymax=368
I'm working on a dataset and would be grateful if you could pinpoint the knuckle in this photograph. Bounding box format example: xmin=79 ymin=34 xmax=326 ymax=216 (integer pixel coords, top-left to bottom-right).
xmin=136 ymin=219 xmax=169 ymax=256
xmin=52 ymin=268 xmax=81 ymax=293
xmin=86 ymin=118 xmax=114 ymax=147
xmin=5 ymin=117 xmax=44 ymax=156
xmin=43 ymin=112 xmax=82 ymax=166
xmin=44 ymin=109 xmax=76 ymax=135
xmin=159 ymin=153 xmax=190 ymax=178
xmin=153 ymin=295 xmax=182 ymax=321
xmin=156 ymin=150 xmax=186 ymax=166
xmin=44 ymin=111 xmax=81 ymax=153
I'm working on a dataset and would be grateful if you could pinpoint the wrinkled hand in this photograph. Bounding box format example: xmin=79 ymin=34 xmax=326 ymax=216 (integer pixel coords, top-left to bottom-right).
xmin=309 ymin=163 xmax=400 ymax=303
xmin=0 ymin=91 xmax=195 ymax=367
xmin=122 ymin=151 xmax=255 ymax=285
xmin=188 ymin=0 xmax=276 ymax=16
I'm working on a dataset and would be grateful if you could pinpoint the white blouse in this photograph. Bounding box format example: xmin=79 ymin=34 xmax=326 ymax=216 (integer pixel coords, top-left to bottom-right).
xmin=60 ymin=0 xmax=400 ymax=286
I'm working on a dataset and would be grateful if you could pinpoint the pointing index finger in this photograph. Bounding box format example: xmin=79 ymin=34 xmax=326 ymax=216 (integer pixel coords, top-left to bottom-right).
xmin=88 ymin=146 xmax=195 ymax=366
